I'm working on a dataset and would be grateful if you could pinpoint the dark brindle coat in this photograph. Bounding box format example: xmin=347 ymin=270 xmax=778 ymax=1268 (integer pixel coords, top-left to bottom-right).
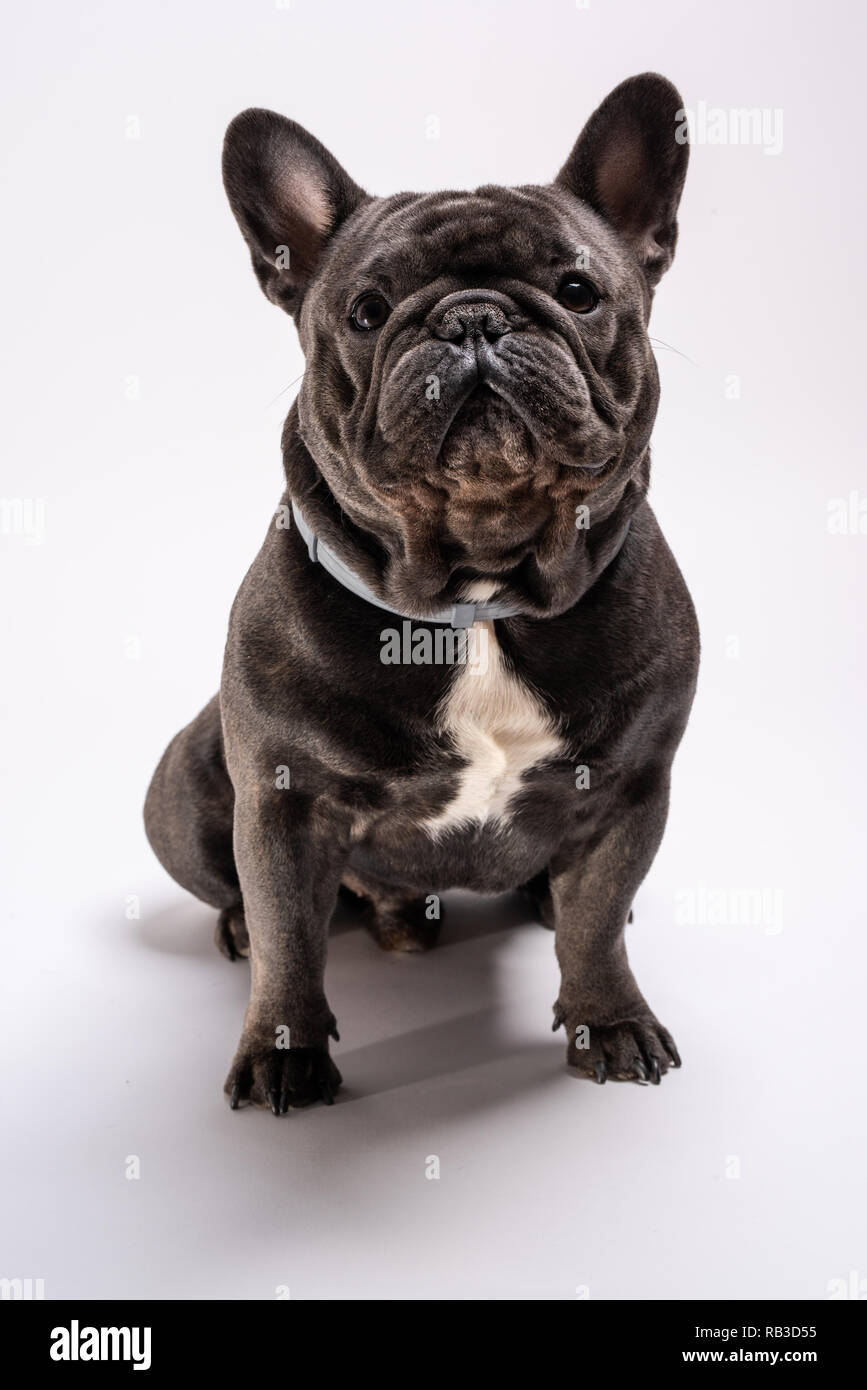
xmin=145 ymin=74 xmax=699 ymax=1111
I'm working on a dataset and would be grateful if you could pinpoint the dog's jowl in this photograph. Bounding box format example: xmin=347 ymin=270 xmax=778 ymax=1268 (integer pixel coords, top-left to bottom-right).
xmin=144 ymin=73 xmax=699 ymax=1111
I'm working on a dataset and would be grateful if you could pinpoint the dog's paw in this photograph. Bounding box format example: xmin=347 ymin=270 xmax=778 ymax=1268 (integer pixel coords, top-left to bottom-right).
xmin=224 ymin=1039 xmax=342 ymax=1115
xmin=215 ymin=905 xmax=250 ymax=961
xmin=553 ymin=1003 xmax=681 ymax=1085
xmin=365 ymin=899 xmax=442 ymax=953
xmin=340 ymin=877 xmax=442 ymax=953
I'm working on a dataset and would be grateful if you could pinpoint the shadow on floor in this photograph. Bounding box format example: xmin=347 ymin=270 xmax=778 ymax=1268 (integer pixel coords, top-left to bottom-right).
xmin=131 ymin=886 xmax=563 ymax=1109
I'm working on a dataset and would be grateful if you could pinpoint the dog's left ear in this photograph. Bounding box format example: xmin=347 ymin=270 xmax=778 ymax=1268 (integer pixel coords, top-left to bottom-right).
xmin=556 ymin=73 xmax=689 ymax=288
xmin=222 ymin=108 xmax=367 ymax=315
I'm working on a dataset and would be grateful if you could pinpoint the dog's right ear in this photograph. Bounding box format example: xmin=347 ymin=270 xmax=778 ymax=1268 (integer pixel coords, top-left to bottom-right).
xmin=222 ymin=109 xmax=367 ymax=315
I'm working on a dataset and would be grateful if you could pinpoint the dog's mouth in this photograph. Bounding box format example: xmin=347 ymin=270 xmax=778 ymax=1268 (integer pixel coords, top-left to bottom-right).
xmin=442 ymin=383 xmax=504 ymax=435
xmin=438 ymin=384 xmax=537 ymax=476
xmin=436 ymin=383 xmax=616 ymax=481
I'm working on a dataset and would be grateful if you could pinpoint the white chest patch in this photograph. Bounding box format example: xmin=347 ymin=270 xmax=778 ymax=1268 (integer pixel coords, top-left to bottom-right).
xmin=422 ymin=619 xmax=563 ymax=835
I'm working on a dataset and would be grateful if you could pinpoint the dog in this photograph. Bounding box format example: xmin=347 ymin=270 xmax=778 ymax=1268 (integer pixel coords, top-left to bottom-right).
xmin=144 ymin=73 xmax=699 ymax=1113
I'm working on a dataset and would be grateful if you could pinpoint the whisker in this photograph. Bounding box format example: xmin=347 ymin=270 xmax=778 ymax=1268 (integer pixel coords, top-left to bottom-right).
xmin=649 ymin=337 xmax=698 ymax=367
xmin=264 ymin=370 xmax=306 ymax=410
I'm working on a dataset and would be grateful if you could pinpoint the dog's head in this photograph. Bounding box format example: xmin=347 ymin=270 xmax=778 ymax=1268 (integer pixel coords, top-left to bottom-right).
xmin=223 ymin=74 xmax=688 ymax=616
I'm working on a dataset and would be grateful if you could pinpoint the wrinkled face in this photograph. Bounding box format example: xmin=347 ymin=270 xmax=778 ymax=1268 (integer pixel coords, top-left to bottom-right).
xmin=222 ymin=75 xmax=687 ymax=581
xmin=295 ymin=184 xmax=656 ymax=559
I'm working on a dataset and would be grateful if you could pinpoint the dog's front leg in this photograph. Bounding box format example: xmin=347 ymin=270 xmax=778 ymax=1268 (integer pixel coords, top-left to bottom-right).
xmin=223 ymin=787 xmax=348 ymax=1114
xmin=550 ymin=781 xmax=682 ymax=1085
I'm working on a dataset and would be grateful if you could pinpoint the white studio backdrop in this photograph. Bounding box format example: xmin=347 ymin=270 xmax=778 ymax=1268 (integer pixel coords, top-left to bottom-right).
xmin=1 ymin=0 xmax=865 ymax=1299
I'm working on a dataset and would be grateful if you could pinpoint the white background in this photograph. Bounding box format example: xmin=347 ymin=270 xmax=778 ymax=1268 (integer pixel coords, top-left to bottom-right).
xmin=2 ymin=0 xmax=865 ymax=1299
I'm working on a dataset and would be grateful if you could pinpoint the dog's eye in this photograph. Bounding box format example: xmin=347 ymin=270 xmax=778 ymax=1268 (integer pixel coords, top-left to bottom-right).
xmin=556 ymin=276 xmax=599 ymax=314
xmin=350 ymin=292 xmax=391 ymax=331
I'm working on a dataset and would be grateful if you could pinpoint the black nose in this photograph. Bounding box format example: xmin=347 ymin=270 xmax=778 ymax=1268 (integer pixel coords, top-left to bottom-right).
xmin=434 ymin=300 xmax=511 ymax=344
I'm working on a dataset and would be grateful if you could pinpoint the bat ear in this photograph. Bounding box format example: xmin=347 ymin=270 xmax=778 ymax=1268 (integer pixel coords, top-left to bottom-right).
xmin=556 ymin=73 xmax=689 ymax=288
xmin=222 ymin=108 xmax=367 ymax=315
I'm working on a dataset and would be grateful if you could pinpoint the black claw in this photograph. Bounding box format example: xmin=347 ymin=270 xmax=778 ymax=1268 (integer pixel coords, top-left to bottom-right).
xmin=229 ymin=1083 xmax=241 ymax=1110
xmin=268 ymin=1088 xmax=282 ymax=1116
xmin=668 ymin=1045 xmax=682 ymax=1068
xmin=279 ymin=1089 xmax=291 ymax=1115
xmin=627 ymin=909 xmax=634 ymax=923
xmin=633 ymin=1056 xmax=648 ymax=1082
xmin=594 ymin=1060 xmax=607 ymax=1085
xmin=329 ymin=1026 xmax=340 ymax=1042
xmin=649 ymin=1056 xmax=661 ymax=1085
xmin=321 ymin=1084 xmax=335 ymax=1106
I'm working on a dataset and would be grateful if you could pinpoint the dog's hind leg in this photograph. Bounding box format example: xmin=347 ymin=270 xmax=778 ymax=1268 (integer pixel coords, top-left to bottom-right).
xmin=340 ymin=870 xmax=442 ymax=953
xmin=519 ymin=869 xmax=555 ymax=928
xmin=144 ymin=695 xmax=245 ymax=955
xmin=213 ymin=904 xmax=250 ymax=960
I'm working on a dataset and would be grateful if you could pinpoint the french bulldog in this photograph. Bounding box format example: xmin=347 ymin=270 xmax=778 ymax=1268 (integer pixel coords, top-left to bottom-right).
xmin=144 ymin=73 xmax=699 ymax=1113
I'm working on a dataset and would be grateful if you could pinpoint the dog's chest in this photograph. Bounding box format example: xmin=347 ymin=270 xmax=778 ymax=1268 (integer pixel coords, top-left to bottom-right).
xmin=421 ymin=622 xmax=563 ymax=834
